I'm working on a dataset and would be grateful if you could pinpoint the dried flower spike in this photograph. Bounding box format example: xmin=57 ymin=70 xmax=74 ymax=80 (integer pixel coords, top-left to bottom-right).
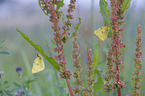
xmin=130 ymin=25 xmax=142 ymax=96
xmin=72 ymin=35 xmax=83 ymax=95
xmin=82 ymin=48 xmax=94 ymax=96
xmin=105 ymin=0 xmax=126 ymax=95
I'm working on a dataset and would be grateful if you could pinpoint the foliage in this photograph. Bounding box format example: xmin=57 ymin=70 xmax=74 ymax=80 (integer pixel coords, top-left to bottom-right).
xmin=0 ymin=40 xmax=10 ymax=55
xmin=16 ymin=29 xmax=60 ymax=71
xmin=1 ymin=0 xmax=144 ymax=96
xmin=0 ymin=81 xmax=13 ymax=96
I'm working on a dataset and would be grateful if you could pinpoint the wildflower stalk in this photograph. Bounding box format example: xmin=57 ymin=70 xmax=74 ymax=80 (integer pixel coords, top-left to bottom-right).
xmin=105 ymin=0 xmax=126 ymax=95
xmin=130 ymin=25 xmax=142 ymax=96
xmin=82 ymin=48 xmax=94 ymax=96
xmin=39 ymin=0 xmax=78 ymax=95
xmin=72 ymin=35 xmax=83 ymax=96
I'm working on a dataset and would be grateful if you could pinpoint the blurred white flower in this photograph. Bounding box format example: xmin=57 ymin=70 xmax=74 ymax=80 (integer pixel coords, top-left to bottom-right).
xmin=0 ymin=70 xmax=4 ymax=78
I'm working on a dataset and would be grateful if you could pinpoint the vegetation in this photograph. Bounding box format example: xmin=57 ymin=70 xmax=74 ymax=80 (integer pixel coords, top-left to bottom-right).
xmin=0 ymin=0 xmax=144 ymax=96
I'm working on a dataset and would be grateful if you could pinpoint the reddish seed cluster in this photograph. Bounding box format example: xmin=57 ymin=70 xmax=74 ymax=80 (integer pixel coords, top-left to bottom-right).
xmin=59 ymin=70 xmax=72 ymax=79
xmin=62 ymin=0 xmax=76 ymax=37
xmin=130 ymin=25 xmax=142 ymax=96
xmin=112 ymin=80 xmax=125 ymax=89
xmin=72 ymin=35 xmax=83 ymax=94
xmin=82 ymin=48 xmax=94 ymax=96
xmin=105 ymin=0 xmax=126 ymax=95
xmin=39 ymin=2 xmax=79 ymax=96
xmin=39 ymin=0 xmax=71 ymax=79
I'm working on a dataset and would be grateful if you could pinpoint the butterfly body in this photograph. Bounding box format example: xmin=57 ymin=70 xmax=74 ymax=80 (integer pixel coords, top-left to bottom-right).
xmin=32 ymin=54 xmax=45 ymax=73
xmin=94 ymin=26 xmax=110 ymax=41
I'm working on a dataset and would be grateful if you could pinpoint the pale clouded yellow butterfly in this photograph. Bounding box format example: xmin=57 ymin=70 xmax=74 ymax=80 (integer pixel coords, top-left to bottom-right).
xmin=94 ymin=26 xmax=110 ymax=41
xmin=32 ymin=54 xmax=45 ymax=73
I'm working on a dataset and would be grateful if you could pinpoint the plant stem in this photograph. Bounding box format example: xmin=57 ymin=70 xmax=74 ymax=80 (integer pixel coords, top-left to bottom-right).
xmin=61 ymin=45 xmax=73 ymax=96
xmin=117 ymin=65 xmax=121 ymax=96
xmin=66 ymin=79 xmax=74 ymax=96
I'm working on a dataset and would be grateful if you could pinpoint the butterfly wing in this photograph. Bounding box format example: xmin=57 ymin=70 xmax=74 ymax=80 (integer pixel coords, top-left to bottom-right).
xmin=32 ymin=54 xmax=45 ymax=73
xmin=94 ymin=26 xmax=110 ymax=41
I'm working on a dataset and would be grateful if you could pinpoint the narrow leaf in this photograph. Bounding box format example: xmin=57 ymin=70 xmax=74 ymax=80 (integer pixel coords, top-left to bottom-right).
xmin=0 ymin=52 xmax=10 ymax=55
xmin=3 ymin=81 xmax=8 ymax=88
xmin=56 ymin=0 xmax=64 ymax=11
xmin=16 ymin=28 xmax=60 ymax=71
xmin=5 ymin=91 xmax=13 ymax=96
xmin=51 ymin=39 xmax=56 ymax=46
xmin=38 ymin=0 xmax=41 ymax=8
xmin=107 ymin=28 xmax=112 ymax=38
xmin=62 ymin=13 xmax=65 ymax=24
xmin=132 ymin=78 xmax=135 ymax=91
xmin=92 ymin=42 xmax=101 ymax=69
xmin=13 ymin=82 xmax=21 ymax=88
xmin=3 ymin=86 xmax=10 ymax=89
xmin=1 ymin=92 xmax=4 ymax=96
xmin=38 ymin=0 xmax=49 ymax=16
xmin=121 ymin=0 xmax=131 ymax=13
xmin=11 ymin=88 xmax=20 ymax=92
xmin=0 ymin=83 xmax=2 ymax=87
xmin=53 ymin=85 xmax=63 ymax=90
xmin=26 ymin=76 xmax=39 ymax=84
xmin=99 ymin=0 xmax=110 ymax=26
xmin=94 ymin=69 xmax=106 ymax=95
xmin=69 ymin=18 xmax=81 ymax=39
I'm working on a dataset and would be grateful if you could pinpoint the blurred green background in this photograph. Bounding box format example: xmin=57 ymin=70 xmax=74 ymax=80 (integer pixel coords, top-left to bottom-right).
xmin=0 ymin=0 xmax=145 ymax=96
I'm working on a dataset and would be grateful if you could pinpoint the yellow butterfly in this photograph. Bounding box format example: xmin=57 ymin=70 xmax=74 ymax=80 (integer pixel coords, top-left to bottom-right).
xmin=32 ymin=54 xmax=45 ymax=73
xmin=94 ymin=26 xmax=110 ymax=41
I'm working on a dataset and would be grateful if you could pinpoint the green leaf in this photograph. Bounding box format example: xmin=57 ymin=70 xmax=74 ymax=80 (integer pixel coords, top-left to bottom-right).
xmin=3 ymin=81 xmax=8 ymax=88
xmin=0 ymin=83 xmax=2 ymax=87
xmin=38 ymin=0 xmax=49 ymax=16
xmin=121 ymin=0 xmax=131 ymax=13
xmin=11 ymin=88 xmax=20 ymax=93
xmin=0 ymin=40 xmax=4 ymax=48
xmin=5 ymin=91 xmax=13 ymax=96
xmin=53 ymin=85 xmax=64 ymax=95
xmin=56 ymin=0 xmax=64 ymax=11
xmin=62 ymin=13 xmax=65 ymax=24
xmin=23 ymin=89 xmax=29 ymax=96
xmin=0 ymin=90 xmax=2 ymax=94
xmin=69 ymin=18 xmax=81 ymax=39
xmin=3 ymin=86 xmax=10 ymax=89
xmin=120 ymin=47 xmax=124 ymax=53
xmin=1 ymin=92 xmax=4 ymax=96
xmin=99 ymin=0 xmax=110 ymax=26
xmin=107 ymin=28 xmax=112 ymax=38
xmin=53 ymin=85 xmax=63 ymax=90
xmin=92 ymin=42 xmax=101 ymax=69
xmin=38 ymin=0 xmax=41 ymax=8
xmin=94 ymin=69 xmax=106 ymax=95
xmin=24 ymin=76 xmax=38 ymax=89
xmin=13 ymin=82 xmax=21 ymax=88
xmin=0 ymin=51 xmax=9 ymax=54
xmin=16 ymin=28 xmax=60 ymax=71
xmin=51 ymin=39 xmax=56 ymax=46
xmin=61 ymin=34 xmax=67 ymax=43
xmin=26 ymin=76 xmax=39 ymax=84
xmin=132 ymin=78 xmax=135 ymax=91
xmin=0 ymin=40 xmax=4 ymax=45
xmin=76 ymin=70 xmax=80 ymax=78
